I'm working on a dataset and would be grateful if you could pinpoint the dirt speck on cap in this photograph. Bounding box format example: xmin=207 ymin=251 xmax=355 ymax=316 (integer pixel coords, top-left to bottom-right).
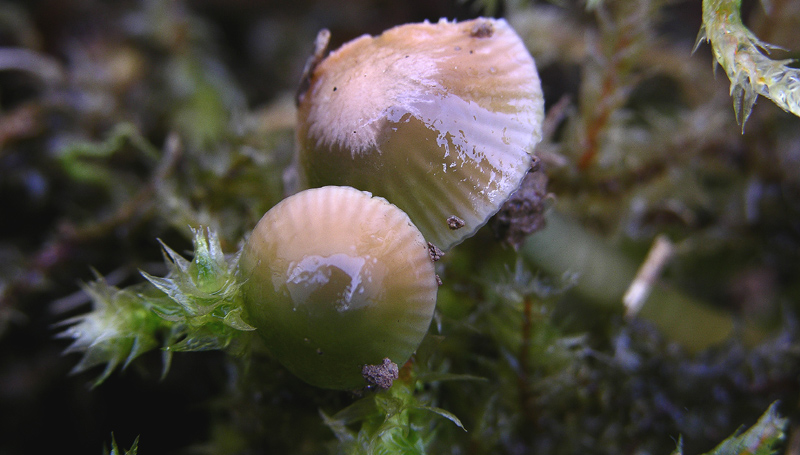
xmin=470 ymin=20 xmax=494 ymax=38
xmin=447 ymin=215 xmax=465 ymax=230
xmin=362 ymin=358 xmax=399 ymax=390
xmin=428 ymin=242 xmax=444 ymax=262
xmin=491 ymin=165 xmax=549 ymax=249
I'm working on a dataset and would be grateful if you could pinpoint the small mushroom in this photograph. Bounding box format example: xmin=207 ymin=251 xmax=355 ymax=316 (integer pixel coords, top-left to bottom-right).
xmin=295 ymin=18 xmax=544 ymax=250
xmin=239 ymin=186 xmax=438 ymax=390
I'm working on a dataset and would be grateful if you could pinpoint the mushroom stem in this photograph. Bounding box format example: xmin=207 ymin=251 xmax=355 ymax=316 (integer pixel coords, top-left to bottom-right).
xmin=521 ymin=211 xmax=761 ymax=351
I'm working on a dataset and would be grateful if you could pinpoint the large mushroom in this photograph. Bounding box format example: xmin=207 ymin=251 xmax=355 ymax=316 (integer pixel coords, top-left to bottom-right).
xmin=295 ymin=18 xmax=545 ymax=250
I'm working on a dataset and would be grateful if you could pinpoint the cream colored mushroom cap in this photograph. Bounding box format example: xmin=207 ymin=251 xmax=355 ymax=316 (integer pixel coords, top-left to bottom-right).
xmin=240 ymin=186 xmax=437 ymax=390
xmin=297 ymin=17 xmax=544 ymax=250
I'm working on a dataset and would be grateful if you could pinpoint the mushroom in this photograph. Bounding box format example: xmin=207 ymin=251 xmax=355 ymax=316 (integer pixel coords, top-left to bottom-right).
xmin=295 ymin=18 xmax=544 ymax=250
xmin=239 ymin=186 xmax=438 ymax=390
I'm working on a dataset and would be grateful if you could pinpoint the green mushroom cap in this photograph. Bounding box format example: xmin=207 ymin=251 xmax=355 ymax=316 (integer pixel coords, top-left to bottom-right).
xmin=240 ymin=186 xmax=438 ymax=390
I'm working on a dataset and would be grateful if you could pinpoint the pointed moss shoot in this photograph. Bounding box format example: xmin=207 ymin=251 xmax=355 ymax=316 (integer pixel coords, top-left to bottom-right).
xmin=57 ymin=227 xmax=255 ymax=386
xmin=55 ymin=275 xmax=172 ymax=388
xmin=697 ymin=0 xmax=800 ymax=129
xmin=321 ymin=366 xmax=466 ymax=454
xmin=671 ymin=401 xmax=787 ymax=455
xmin=141 ymin=227 xmax=255 ymax=354
xmin=105 ymin=434 xmax=140 ymax=455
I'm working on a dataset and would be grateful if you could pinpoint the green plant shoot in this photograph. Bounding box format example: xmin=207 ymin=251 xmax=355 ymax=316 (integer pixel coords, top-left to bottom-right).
xmin=698 ymin=0 xmax=800 ymax=128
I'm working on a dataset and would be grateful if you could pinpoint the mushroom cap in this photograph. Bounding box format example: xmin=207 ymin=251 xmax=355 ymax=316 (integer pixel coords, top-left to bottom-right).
xmin=296 ymin=17 xmax=544 ymax=250
xmin=240 ymin=186 xmax=437 ymax=390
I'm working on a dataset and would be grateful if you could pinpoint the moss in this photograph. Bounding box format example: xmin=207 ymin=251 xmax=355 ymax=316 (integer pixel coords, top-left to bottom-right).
xmin=1 ymin=0 xmax=798 ymax=454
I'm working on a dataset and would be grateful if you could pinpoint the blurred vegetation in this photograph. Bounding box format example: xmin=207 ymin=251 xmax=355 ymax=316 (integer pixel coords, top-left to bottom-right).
xmin=1 ymin=0 xmax=799 ymax=454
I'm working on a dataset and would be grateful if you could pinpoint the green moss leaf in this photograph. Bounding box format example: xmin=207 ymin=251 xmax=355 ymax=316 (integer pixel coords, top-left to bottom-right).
xmin=672 ymin=402 xmax=787 ymax=455
xmin=57 ymin=227 xmax=252 ymax=385
xmin=703 ymin=402 xmax=787 ymax=455
xmin=415 ymin=406 xmax=466 ymax=432
xmin=141 ymin=227 xmax=254 ymax=353
xmin=105 ymin=434 xmax=139 ymax=455
xmin=55 ymin=276 xmax=170 ymax=388
xmin=699 ymin=0 xmax=800 ymax=129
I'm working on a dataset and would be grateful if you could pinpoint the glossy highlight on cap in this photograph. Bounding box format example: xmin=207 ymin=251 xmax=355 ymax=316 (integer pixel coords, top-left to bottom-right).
xmin=239 ymin=186 xmax=438 ymax=390
xmin=296 ymin=17 xmax=545 ymax=250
